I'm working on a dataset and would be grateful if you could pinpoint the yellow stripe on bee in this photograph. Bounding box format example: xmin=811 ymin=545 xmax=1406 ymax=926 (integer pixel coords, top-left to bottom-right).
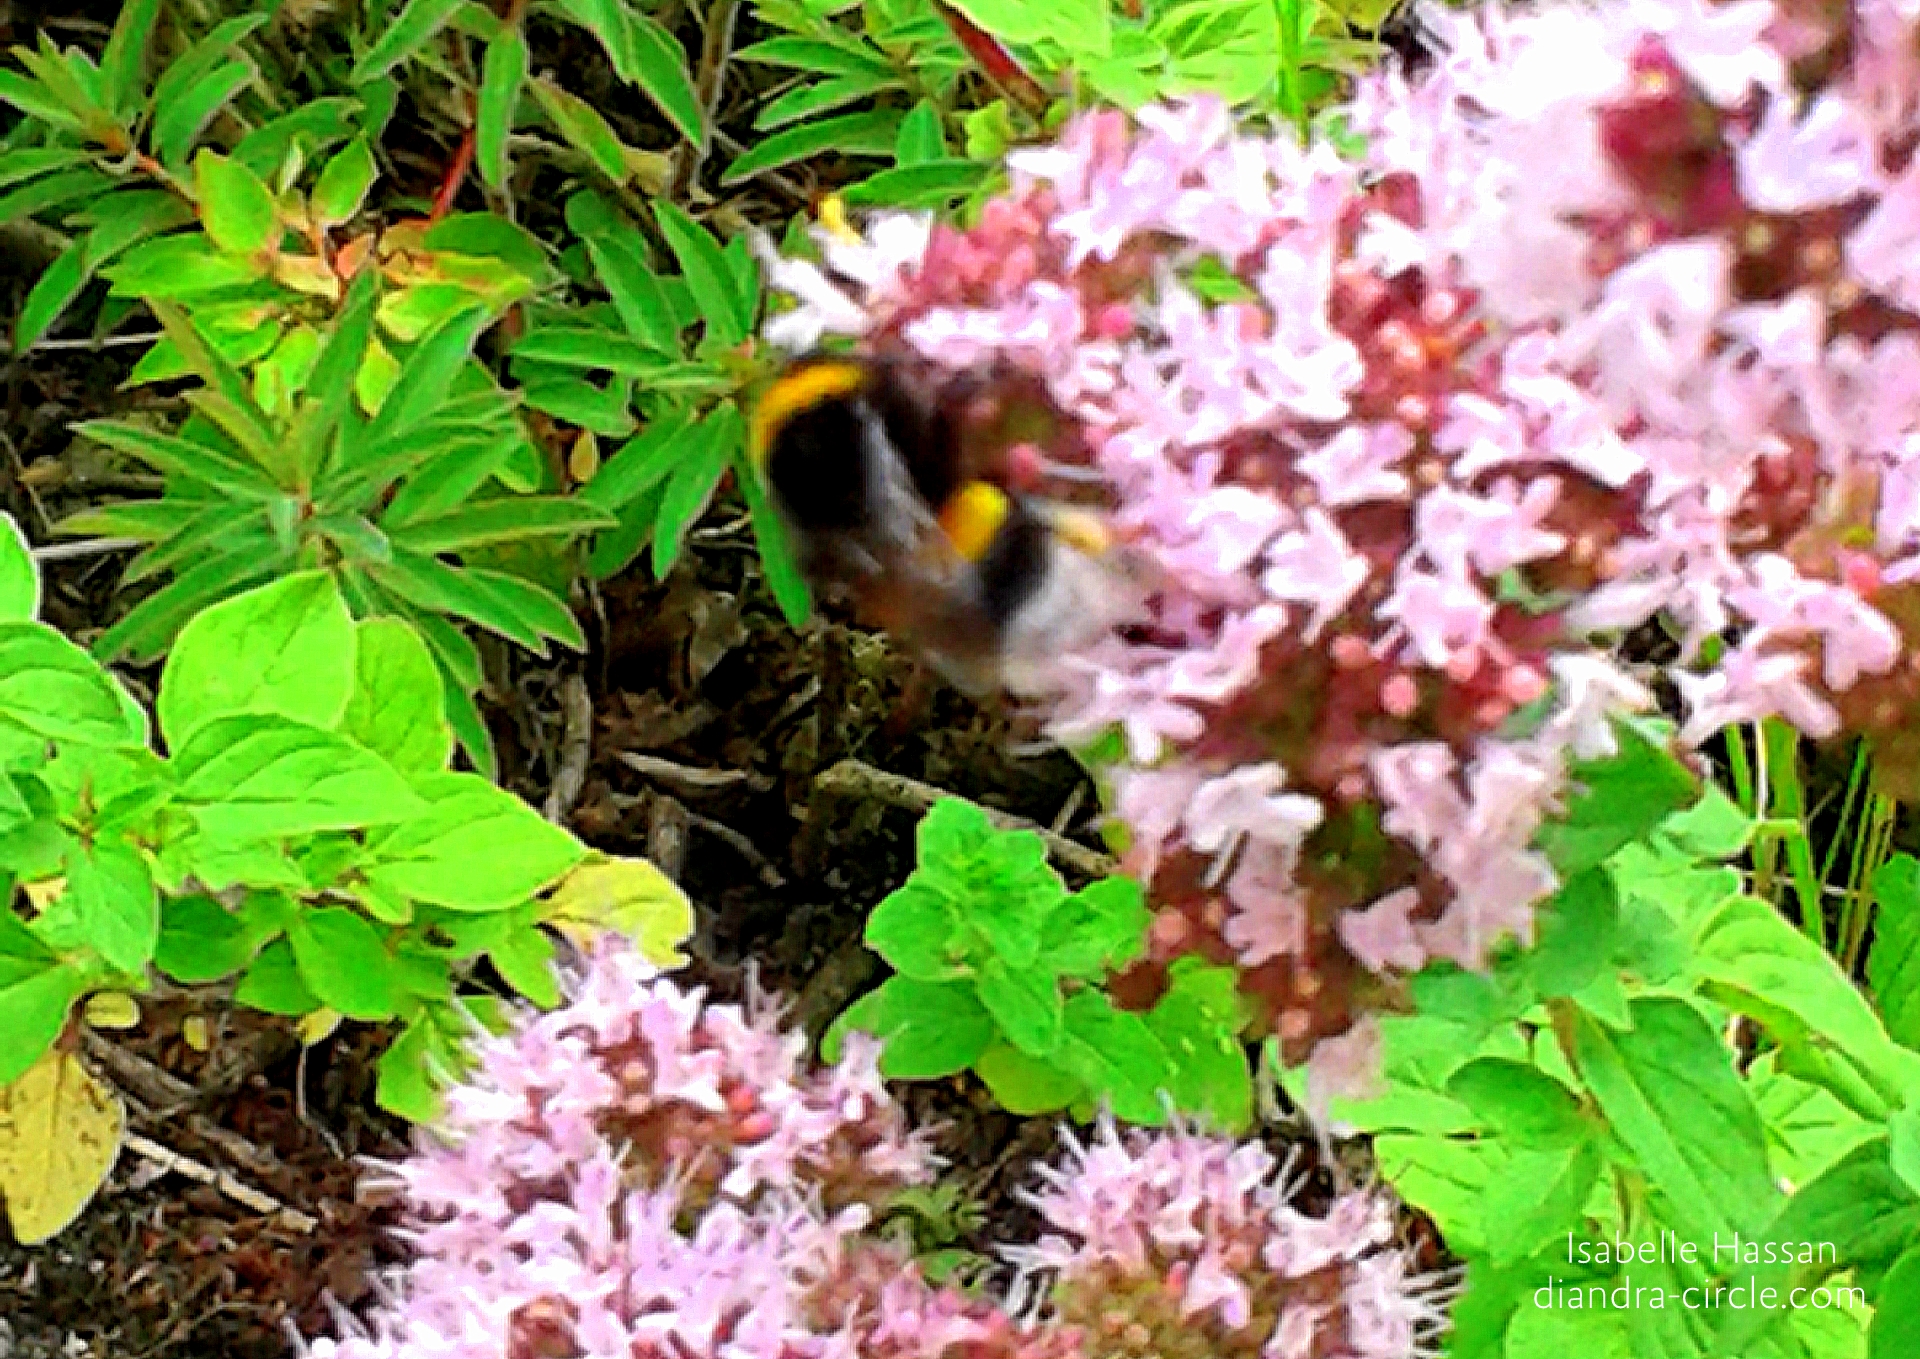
xmin=749 ymin=361 xmax=868 ymax=468
xmin=939 ymin=481 xmax=1011 ymax=562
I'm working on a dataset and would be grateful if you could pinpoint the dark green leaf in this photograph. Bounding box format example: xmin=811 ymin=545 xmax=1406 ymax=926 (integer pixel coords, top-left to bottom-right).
xmin=841 ymin=159 xmax=988 ymax=209
xmin=721 ymin=110 xmax=902 ymax=185
xmin=98 ymin=0 xmax=161 ymax=116
xmin=153 ymin=57 xmax=256 ymax=170
xmin=583 ymin=408 xmax=695 ymax=511
xmin=1528 ymin=867 xmax=1619 ymax=997
xmin=754 ymin=73 xmax=898 ymax=132
xmin=91 ymin=546 xmax=282 ymax=664
xmin=1041 ymin=875 xmax=1148 ymax=979
xmin=566 ymin=194 xmax=680 ymax=350
xmin=361 ymin=307 xmax=492 ymax=450
xmin=652 ymin=201 xmax=750 ymax=344
xmin=733 ymin=441 xmax=811 ymax=626
xmin=1538 ymin=718 xmax=1698 ymax=877
xmin=154 ymin=894 xmax=259 ymax=983
xmin=733 ymin=35 xmax=894 ymax=77
xmin=13 ymin=238 xmax=87 ymax=350
xmin=511 ymin=325 xmax=672 ymax=373
xmin=477 ymin=30 xmax=528 ymax=190
xmin=621 ymin=12 xmax=704 ymax=146
xmin=311 ymin=135 xmax=377 ymax=226
xmin=529 ymin=77 xmax=633 ymax=183
xmin=0 ymin=955 xmax=85 ymax=1084
xmin=1870 ymin=1245 xmax=1920 ymax=1359
xmin=0 ymin=167 xmax=112 ymax=226
xmin=1871 ymin=855 xmax=1920 ymax=1049
xmin=650 ymin=406 xmax=736 ymax=575
xmin=389 ymin=497 xmax=615 ymax=552
xmin=894 ymin=99 xmax=946 ymax=163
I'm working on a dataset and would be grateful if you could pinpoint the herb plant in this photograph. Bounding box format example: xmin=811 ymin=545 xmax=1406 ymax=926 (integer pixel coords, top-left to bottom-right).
xmin=828 ymin=798 xmax=1252 ymax=1131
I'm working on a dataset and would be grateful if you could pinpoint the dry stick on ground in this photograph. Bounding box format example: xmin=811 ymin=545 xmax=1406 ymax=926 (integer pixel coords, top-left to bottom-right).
xmin=81 ymin=1033 xmax=314 ymax=1210
xmin=544 ymin=673 xmax=595 ymax=823
xmin=120 ymin=1134 xmax=318 ymax=1235
xmin=809 ymin=758 xmax=1117 ymax=879
xmin=614 ymin=749 xmax=770 ymax=795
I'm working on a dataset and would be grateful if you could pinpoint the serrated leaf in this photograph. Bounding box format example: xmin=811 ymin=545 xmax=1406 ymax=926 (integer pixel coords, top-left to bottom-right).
xmin=352 ymin=0 xmax=466 ymax=81
xmin=172 ymin=714 xmax=425 ymax=840
xmin=477 ymin=30 xmax=528 ymax=190
xmin=362 ymin=771 xmax=583 ymax=911
xmin=158 ymin=571 xmax=356 ymax=747
xmin=0 ymin=1049 xmax=124 ymax=1245
xmin=1041 ymin=875 xmax=1148 ymax=979
xmin=0 ymin=513 xmax=39 ymax=622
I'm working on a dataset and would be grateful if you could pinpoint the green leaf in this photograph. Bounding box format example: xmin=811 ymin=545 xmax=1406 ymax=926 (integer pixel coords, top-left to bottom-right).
xmin=583 ymin=408 xmax=695 ymax=511
xmin=867 ymin=879 xmax=966 ymax=982
xmin=360 ymin=308 xmax=493 ymax=450
xmin=1445 ymin=1058 xmax=1587 ymax=1147
xmin=477 ymin=30 xmax=528 ymax=190
xmin=361 ymin=771 xmax=584 ymax=911
xmin=734 ymin=35 xmax=894 ymax=78
xmin=341 ymin=617 xmax=451 ymax=774
xmin=1483 ymin=1138 xmax=1606 ymax=1269
xmin=829 ymin=977 xmax=994 ymax=1078
xmin=566 ymin=194 xmax=680 ymax=351
xmin=976 ymin=955 xmax=1063 ymax=1057
xmin=171 ymin=714 xmax=425 ymax=840
xmin=840 ymin=159 xmax=989 ymax=210
xmin=912 ymin=798 xmax=1062 ymax=970
xmin=1143 ymin=958 xmax=1251 ymax=1132
xmin=374 ymin=1012 xmax=441 ymax=1121
xmin=233 ymin=938 xmax=318 ymax=1015
xmin=0 ymin=622 xmax=145 ymax=747
xmin=103 ymin=232 xmax=265 ymax=298
xmin=0 ymin=148 xmax=90 ymax=192
xmin=13 ymin=238 xmax=88 ymax=351
xmin=1538 ymin=718 xmax=1699 ymax=877
xmin=895 ymin=99 xmax=947 ymax=163
xmin=529 ymin=77 xmax=634 ymax=183
xmin=1042 ymin=876 xmax=1148 ymax=979
xmin=311 ymin=135 xmax=377 ymax=227
xmin=621 ymin=12 xmax=705 ymax=146
xmin=153 ymin=895 xmax=259 ymax=983
xmin=91 ymin=547 xmax=281 ymax=665
xmin=0 ymin=955 xmax=85 ymax=1085
xmin=652 ymin=201 xmax=750 ymax=345
xmin=721 ymin=110 xmax=903 ymax=185
xmin=0 ymin=167 xmax=113 ymax=226
xmin=1871 ymin=1245 xmax=1920 ymax=1359
xmin=193 ymin=150 xmax=278 ymax=256
xmin=158 ymin=571 xmax=356 ymax=748
xmin=483 ymin=920 xmax=557 ymax=1006
xmin=1056 ymin=990 xmax=1174 ymax=1124
xmin=973 ymin=1041 xmax=1085 ymax=1114
xmin=1570 ymin=998 xmax=1779 ymax=1244
xmin=98 ymin=0 xmax=161 ymax=116
xmin=352 ymin=0 xmax=467 ymax=81
xmin=1528 ymin=867 xmax=1619 ymax=997
xmin=1870 ymin=855 xmax=1920 ymax=1049
xmin=511 ymin=325 xmax=673 ymax=373
xmin=946 ymin=0 xmax=1111 ymax=51
xmin=65 ymin=840 xmax=158 ymax=975
xmin=288 ymin=907 xmax=402 ymax=1021
xmin=77 ymin=418 xmax=279 ymax=501
xmin=651 ymin=405 xmax=737 ymax=575
xmin=389 ymin=497 xmax=614 ymax=552
xmin=754 ymin=73 xmax=899 ymax=132
xmin=0 ymin=514 xmax=39 ymax=623
xmin=733 ymin=442 xmax=812 ymax=627
xmin=155 ymin=57 xmax=257 ymax=171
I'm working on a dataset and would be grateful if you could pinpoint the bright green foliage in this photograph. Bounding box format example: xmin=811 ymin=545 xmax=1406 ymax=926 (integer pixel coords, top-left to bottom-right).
xmin=0 ymin=540 xmax=690 ymax=1121
xmin=828 ymin=798 xmax=1252 ymax=1131
xmin=1284 ymin=725 xmax=1920 ymax=1359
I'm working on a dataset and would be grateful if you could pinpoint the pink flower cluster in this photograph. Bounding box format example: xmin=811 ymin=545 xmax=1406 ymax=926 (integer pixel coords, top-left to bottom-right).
xmin=305 ymin=943 xmax=1437 ymax=1359
xmin=1013 ymin=1120 xmax=1445 ymax=1359
xmin=762 ymin=0 xmax=1920 ymax=1088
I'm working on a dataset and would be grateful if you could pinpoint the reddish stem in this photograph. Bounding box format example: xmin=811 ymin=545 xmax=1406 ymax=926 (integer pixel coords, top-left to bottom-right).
xmin=933 ymin=2 xmax=1052 ymax=119
xmin=431 ymin=127 xmax=477 ymax=222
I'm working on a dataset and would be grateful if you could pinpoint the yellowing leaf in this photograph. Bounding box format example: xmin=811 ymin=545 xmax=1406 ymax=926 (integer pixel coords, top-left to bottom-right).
xmin=82 ymin=993 xmax=140 ymax=1029
xmin=568 ymin=430 xmax=600 ymax=483
xmin=0 ymin=1049 xmax=125 ymax=1245
xmin=180 ymin=1015 xmax=211 ymax=1052
xmin=21 ymin=877 xmax=66 ymax=914
xmin=297 ymin=1007 xmax=342 ymax=1046
xmin=541 ymin=854 xmax=691 ymax=965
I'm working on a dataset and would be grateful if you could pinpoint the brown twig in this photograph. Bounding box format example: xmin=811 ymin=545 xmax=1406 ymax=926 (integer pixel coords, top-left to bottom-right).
xmin=810 ymin=758 xmax=1116 ymax=879
xmin=614 ymin=749 xmax=771 ymax=795
xmin=544 ymin=673 xmax=595 ymax=823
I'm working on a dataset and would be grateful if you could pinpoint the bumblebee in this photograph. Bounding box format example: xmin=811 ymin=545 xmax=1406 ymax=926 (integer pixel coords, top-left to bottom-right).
xmin=748 ymin=354 xmax=1140 ymax=695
